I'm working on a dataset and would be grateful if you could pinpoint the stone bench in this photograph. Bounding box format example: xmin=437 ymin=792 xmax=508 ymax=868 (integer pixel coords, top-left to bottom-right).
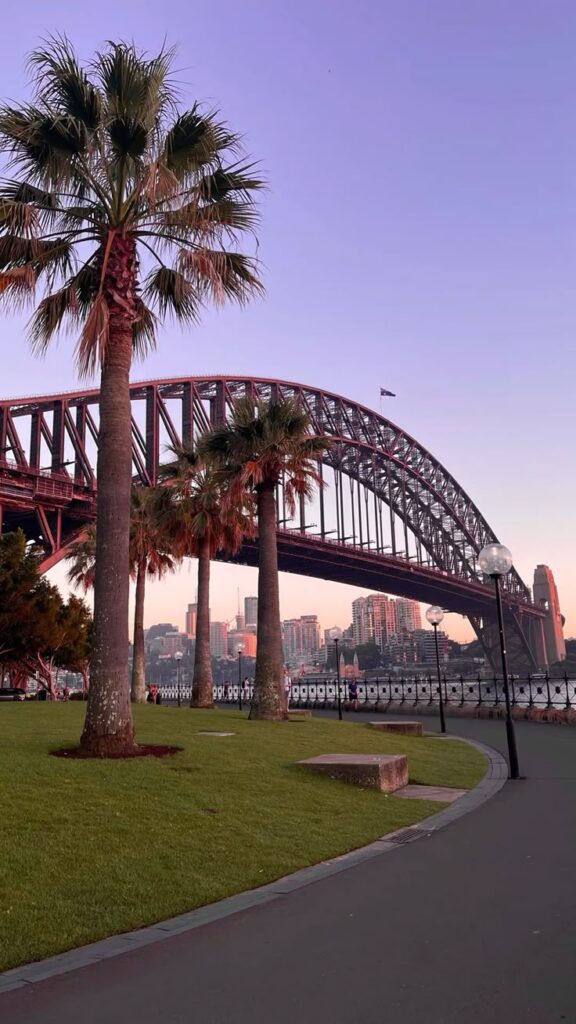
xmin=368 ymin=720 xmax=423 ymax=737
xmin=297 ymin=753 xmax=408 ymax=793
xmin=288 ymin=709 xmax=313 ymax=721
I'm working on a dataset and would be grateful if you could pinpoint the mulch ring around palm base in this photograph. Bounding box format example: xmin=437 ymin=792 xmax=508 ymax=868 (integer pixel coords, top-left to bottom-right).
xmin=51 ymin=745 xmax=183 ymax=760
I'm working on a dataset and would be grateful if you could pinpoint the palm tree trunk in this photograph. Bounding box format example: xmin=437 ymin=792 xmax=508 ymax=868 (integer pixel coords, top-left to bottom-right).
xmin=80 ymin=233 xmax=137 ymax=756
xmin=131 ymin=559 xmax=147 ymax=703
xmin=191 ymin=537 xmax=214 ymax=708
xmin=252 ymin=482 xmax=286 ymax=720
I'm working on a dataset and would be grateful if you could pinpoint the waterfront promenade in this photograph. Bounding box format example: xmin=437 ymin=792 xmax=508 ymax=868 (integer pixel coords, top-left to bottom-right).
xmin=2 ymin=715 xmax=575 ymax=1023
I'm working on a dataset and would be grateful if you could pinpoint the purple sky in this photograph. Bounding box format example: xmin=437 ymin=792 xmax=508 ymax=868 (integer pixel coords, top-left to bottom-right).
xmin=1 ymin=1 xmax=575 ymax=641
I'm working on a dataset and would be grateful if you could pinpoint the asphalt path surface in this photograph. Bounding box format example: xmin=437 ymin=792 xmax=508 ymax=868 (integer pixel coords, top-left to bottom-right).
xmin=3 ymin=716 xmax=576 ymax=1023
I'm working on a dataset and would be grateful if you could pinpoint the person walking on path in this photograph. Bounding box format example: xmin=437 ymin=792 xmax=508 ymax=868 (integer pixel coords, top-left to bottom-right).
xmin=284 ymin=669 xmax=292 ymax=710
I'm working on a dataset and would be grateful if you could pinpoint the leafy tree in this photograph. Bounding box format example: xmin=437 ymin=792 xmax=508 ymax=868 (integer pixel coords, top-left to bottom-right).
xmin=161 ymin=445 xmax=253 ymax=708
xmin=0 ymin=530 xmax=91 ymax=693
xmin=0 ymin=39 xmax=263 ymax=754
xmin=201 ymin=398 xmax=330 ymax=720
xmin=0 ymin=530 xmax=44 ymax=668
xmin=354 ymin=642 xmax=381 ymax=670
xmin=66 ymin=488 xmax=178 ymax=702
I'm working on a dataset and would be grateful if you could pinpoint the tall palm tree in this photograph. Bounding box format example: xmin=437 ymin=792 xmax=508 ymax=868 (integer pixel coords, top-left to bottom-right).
xmin=200 ymin=397 xmax=331 ymax=721
xmin=66 ymin=488 xmax=178 ymax=703
xmin=162 ymin=446 xmax=253 ymax=708
xmin=0 ymin=39 xmax=263 ymax=755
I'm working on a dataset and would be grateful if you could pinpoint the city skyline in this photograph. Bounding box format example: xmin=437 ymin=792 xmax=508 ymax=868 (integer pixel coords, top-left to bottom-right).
xmin=3 ymin=0 xmax=575 ymax=643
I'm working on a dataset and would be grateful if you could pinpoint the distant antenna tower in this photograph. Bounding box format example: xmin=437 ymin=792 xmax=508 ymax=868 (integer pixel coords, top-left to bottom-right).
xmin=237 ymin=588 xmax=241 ymax=615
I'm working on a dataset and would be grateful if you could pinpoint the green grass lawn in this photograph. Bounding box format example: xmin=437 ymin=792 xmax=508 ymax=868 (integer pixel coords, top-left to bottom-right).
xmin=0 ymin=704 xmax=485 ymax=971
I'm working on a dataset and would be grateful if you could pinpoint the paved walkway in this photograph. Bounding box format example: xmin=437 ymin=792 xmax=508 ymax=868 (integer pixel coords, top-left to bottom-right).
xmin=3 ymin=717 xmax=576 ymax=1023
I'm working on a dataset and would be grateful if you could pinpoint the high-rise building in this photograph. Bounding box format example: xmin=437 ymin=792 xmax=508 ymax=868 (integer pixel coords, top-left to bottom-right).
xmin=283 ymin=619 xmax=302 ymax=664
xmin=352 ymin=595 xmax=396 ymax=649
xmin=228 ymin=630 xmax=257 ymax=658
xmin=210 ymin=622 xmax=229 ymax=659
xmin=300 ymin=615 xmax=320 ymax=659
xmin=396 ymin=598 xmax=422 ymax=634
xmin=412 ymin=629 xmax=448 ymax=664
xmin=185 ymin=604 xmax=199 ymax=639
xmin=370 ymin=595 xmax=397 ymax=649
xmin=352 ymin=597 xmax=371 ymax=645
xmin=245 ymin=596 xmax=258 ymax=629
xmin=235 ymin=614 xmax=246 ymax=631
xmin=533 ymin=565 xmax=566 ymax=664
xmin=160 ymin=631 xmax=187 ymax=657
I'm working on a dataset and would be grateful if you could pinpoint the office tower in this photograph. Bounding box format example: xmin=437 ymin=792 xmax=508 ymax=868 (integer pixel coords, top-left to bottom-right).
xmin=185 ymin=603 xmax=197 ymax=639
xmin=352 ymin=597 xmax=371 ymax=645
xmin=209 ymin=622 xmax=229 ymax=659
xmin=299 ymin=615 xmax=320 ymax=659
xmin=396 ymin=598 xmax=422 ymax=633
xmin=282 ymin=619 xmax=302 ymax=664
xmin=352 ymin=595 xmax=396 ymax=649
xmin=244 ymin=596 xmax=258 ymax=629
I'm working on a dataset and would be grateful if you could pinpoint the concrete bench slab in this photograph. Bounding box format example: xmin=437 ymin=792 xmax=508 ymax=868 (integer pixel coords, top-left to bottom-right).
xmin=298 ymin=753 xmax=408 ymax=793
xmin=368 ymin=720 xmax=423 ymax=737
xmin=197 ymin=731 xmax=235 ymax=737
xmin=395 ymin=784 xmax=467 ymax=803
xmin=288 ymin=709 xmax=312 ymax=720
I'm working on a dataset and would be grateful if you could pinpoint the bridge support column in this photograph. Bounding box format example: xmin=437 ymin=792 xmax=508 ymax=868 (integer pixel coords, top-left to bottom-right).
xmin=469 ymin=612 xmax=538 ymax=675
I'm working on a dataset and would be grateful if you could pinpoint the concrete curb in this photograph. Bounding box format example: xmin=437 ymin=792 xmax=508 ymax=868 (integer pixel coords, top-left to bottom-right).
xmin=0 ymin=736 xmax=507 ymax=996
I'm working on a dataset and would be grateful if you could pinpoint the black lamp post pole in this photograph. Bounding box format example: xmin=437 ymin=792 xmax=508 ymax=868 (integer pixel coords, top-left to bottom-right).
xmin=238 ymin=650 xmax=243 ymax=712
xmin=492 ymin=574 xmax=520 ymax=779
xmin=334 ymin=638 xmax=343 ymax=721
xmin=433 ymin=624 xmax=446 ymax=734
xmin=176 ymin=659 xmax=181 ymax=708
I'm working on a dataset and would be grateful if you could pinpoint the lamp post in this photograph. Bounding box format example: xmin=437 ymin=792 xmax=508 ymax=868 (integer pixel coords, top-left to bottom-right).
xmin=479 ymin=543 xmax=520 ymax=779
xmin=331 ymin=631 xmax=343 ymax=721
xmin=426 ymin=606 xmax=446 ymax=734
xmin=174 ymin=650 xmax=183 ymax=707
xmin=237 ymin=644 xmax=243 ymax=711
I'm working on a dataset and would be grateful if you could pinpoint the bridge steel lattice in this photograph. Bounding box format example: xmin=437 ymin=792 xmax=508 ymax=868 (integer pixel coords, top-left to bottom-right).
xmin=0 ymin=375 xmax=547 ymax=671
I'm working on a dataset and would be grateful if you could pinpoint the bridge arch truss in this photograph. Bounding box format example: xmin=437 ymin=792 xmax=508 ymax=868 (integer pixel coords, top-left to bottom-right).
xmin=0 ymin=375 xmax=546 ymax=670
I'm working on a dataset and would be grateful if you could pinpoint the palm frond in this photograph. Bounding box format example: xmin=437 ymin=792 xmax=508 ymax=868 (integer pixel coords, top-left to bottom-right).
xmin=132 ymin=297 xmax=157 ymax=359
xmin=143 ymin=265 xmax=200 ymax=322
xmin=0 ymin=264 xmax=35 ymax=304
xmin=28 ymin=37 xmax=102 ymax=130
xmin=94 ymin=41 xmax=176 ymax=133
xmin=29 ymin=283 xmax=78 ymax=351
xmin=107 ymin=116 xmax=148 ymax=159
xmin=163 ymin=106 xmax=239 ymax=174
xmin=0 ymin=234 xmax=74 ymax=279
xmin=161 ymin=197 xmax=259 ymax=241
xmin=140 ymin=158 xmax=180 ymax=204
xmin=197 ymin=163 xmax=264 ymax=203
xmin=74 ymin=293 xmax=109 ymax=377
xmin=29 ymin=260 xmax=96 ymax=351
xmin=179 ymin=248 xmax=263 ymax=306
xmin=65 ymin=526 xmax=96 ymax=591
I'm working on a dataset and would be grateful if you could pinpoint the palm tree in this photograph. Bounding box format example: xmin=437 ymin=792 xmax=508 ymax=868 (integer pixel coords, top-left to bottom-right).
xmin=66 ymin=488 xmax=178 ymax=703
xmin=200 ymin=397 xmax=331 ymax=721
xmin=0 ymin=39 xmax=263 ymax=755
xmin=161 ymin=446 xmax=253 ymax=708
xmin=129 ymin=488 xmax=178 ymax=702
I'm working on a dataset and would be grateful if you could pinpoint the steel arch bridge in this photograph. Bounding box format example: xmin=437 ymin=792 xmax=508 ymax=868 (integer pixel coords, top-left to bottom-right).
xmin=0 ymin=374 xmax=547 ymax=671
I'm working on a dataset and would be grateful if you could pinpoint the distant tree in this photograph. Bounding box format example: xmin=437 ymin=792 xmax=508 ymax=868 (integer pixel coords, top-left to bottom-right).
xmin=354 ymin=642 xmax=381 ymax=671
xmin=66 ymin=488 xmax=178 ymax=702
xmin=0 ymin=530 xmax=92 ymax=694
xmin=161 ymin=445 xmax=253 ymax=708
